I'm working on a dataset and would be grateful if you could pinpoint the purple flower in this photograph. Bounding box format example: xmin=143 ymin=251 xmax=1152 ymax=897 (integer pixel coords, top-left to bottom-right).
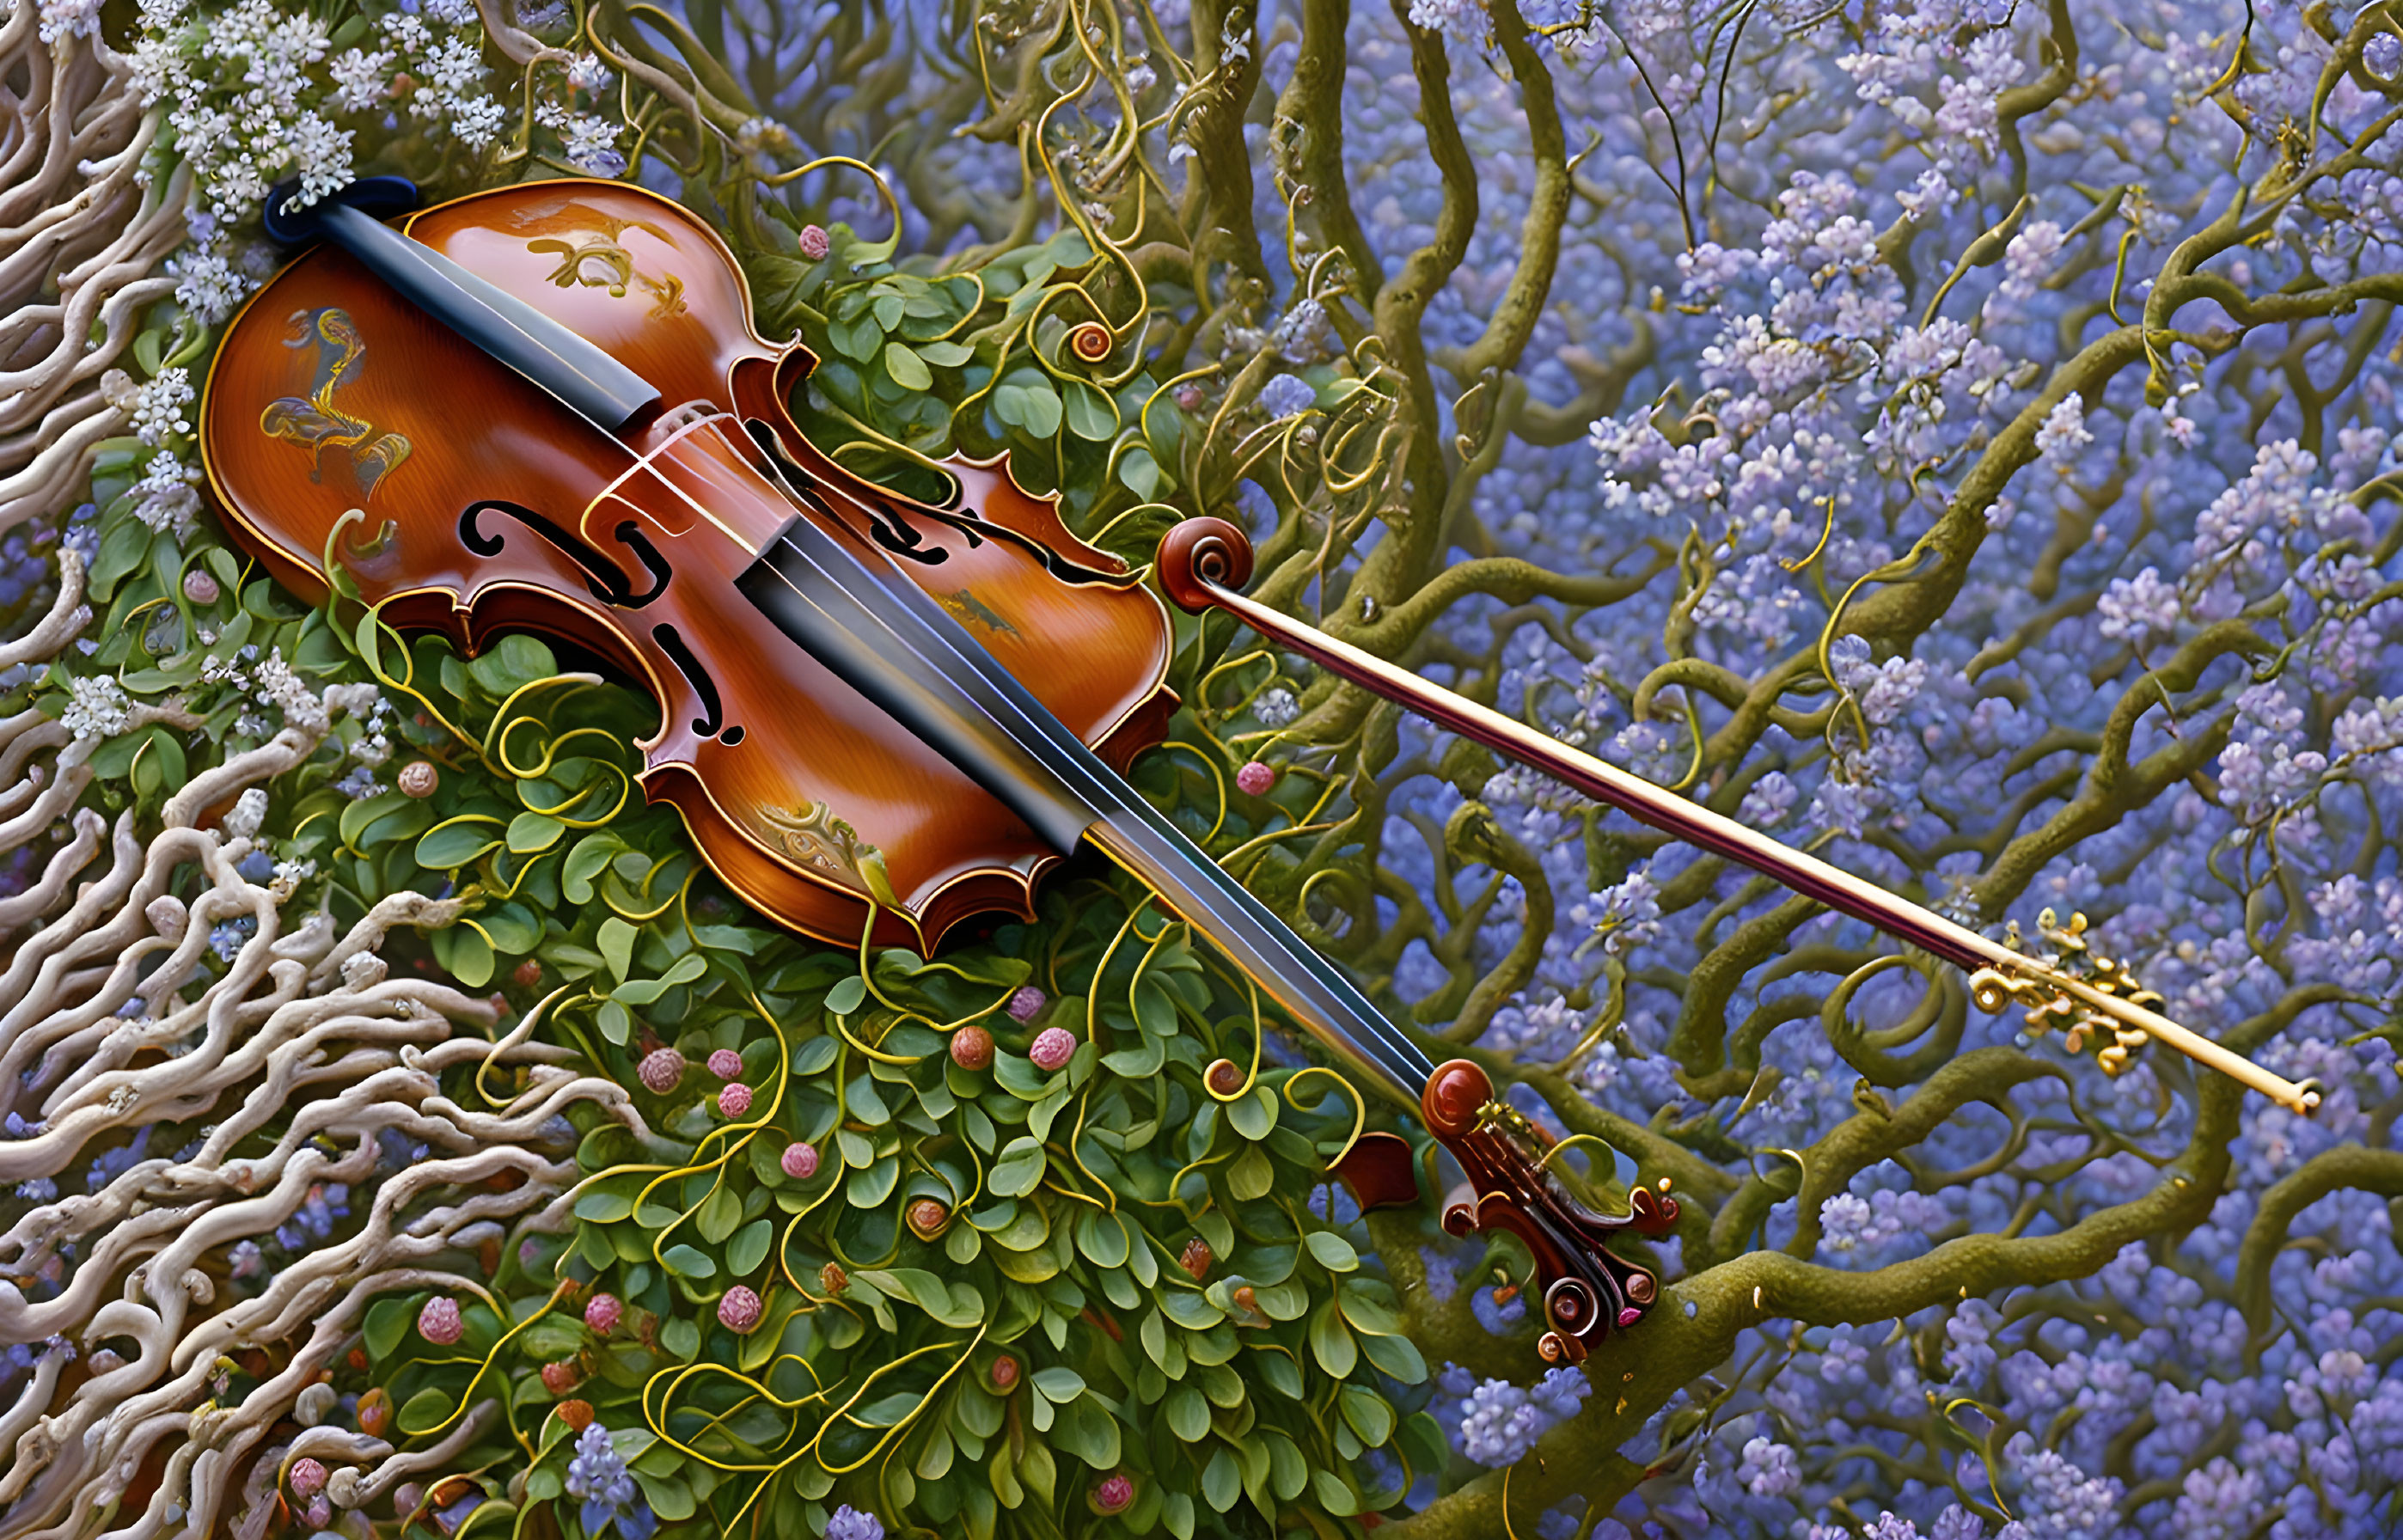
xmin=823 ymin=1504 xmax=884 ymax=1540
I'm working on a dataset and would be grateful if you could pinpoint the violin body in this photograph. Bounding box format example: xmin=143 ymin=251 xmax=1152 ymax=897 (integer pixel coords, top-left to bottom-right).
xmin=201 ymin=181 xmax=1175 ymax=951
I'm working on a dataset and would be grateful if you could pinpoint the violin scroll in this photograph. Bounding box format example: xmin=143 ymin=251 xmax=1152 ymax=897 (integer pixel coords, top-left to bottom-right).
xmin=1155 ymin=515 xmax=1253 ymax=613
xmin=1419 ymin=1060 xmax=1678 ymax=1364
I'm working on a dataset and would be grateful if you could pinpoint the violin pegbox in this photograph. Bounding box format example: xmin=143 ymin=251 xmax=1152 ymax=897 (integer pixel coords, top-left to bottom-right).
xmin=1418 ymin=1060 xmax=1678 ymax=1365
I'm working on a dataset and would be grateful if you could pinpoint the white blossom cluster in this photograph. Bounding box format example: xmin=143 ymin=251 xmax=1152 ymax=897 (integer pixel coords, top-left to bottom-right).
xmin=132 ymin=0 xmax=630 ymax=327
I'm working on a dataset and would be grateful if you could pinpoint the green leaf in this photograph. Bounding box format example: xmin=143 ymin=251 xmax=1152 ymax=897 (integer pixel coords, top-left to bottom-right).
xmin=506 ymin=811 xmax=566 ymax=854
xmin=834 ymin=315 xmax=883 ymax=362
xmin=1254 ymin=1350 xmax=1304 ymax=1400
xmin=997 ymin=376 xmax=1063 ymax=438
xmin=847 ymin=1154 xmax=900 ymax=1207
xmin=989 ymin=1136 xmax=1046 ymax=1197
xmin=1252 ymin=1280 xmax=1308 ymax=1322
xmin=397 ymin=1387 xmax=454 ymax=1436
xmin=660 ymin=1316 xmax=701 ymax=1360
xmin=597 ymin=917 xmax=638 ymax=983
xmin=89 ymin=516 xmax=150 ymax=599
xmin=1309 ymin=1299 xmax=1357 ymax=1377
xmin=1100 ymin=1037 xmax=1165 ymax=1079
xmin=365 ymin=1298 xmax=412 ymax=1360
xmin=873 ymin=292 xmax=905 ymax=330
xmin=1166 ymin=1385 xmax=1209 ymax=1441
xmin=825 ymin=975 xmax=867 ymax=1016
xmin=1202 ymin=1447 xmax=1241 ymax=1512
xmin=920 ymin=339 xmax=973 ymax=367
xmin=794 ymin=1036 xmax=840 ymax=1075
xmin=562 ymin=834 xmax=621 ymax=904
xmin=1118 ymin=445 xmax=1163 ymax=499
xmin=1062 ymin=379 xmax=1116 ymax=440
xmin=1030 ymin=1366 xmax=1085 ymax=1402
xmin=698 ymin=1185 xmax=743 ymax=1243
xmin=1305 ymin=1231 xmax=1360 ymax=1272
xmin=574 ymin=1188 xmax=636 ymax=1224
xmin=884 ymin=342 xmax=932 ymax=390
xmin=615 ymin=952 xmax=707 ymax=1005
xmin=1311 ymin=1470 xmax=1361 ymax=1517
xmin=414 ymin=817 xmax=503 ymax=871
xmin=469 ymin=634 xmax=557 ymax=696
xmin=847 ymin=1074 xmax=890 ymax=1126
xmin=1073 ymin=1210 xmax=1129 ymax=1268
xmin=859 ymin=1268 xmax=985 ymax=1327
xmin=1228 ymin=1145 xmax=1272 ymax=1201
xmin=1265 ymin=1430 xmax=1308 ymax=1500
xmin=1341 ymin=1384 xmax=1396 ymax=1446
xmin=434 ymin=923 xmax=495 ymax=989
xmin=1360 ymin=1329 xmax=1428 ymax=1383
xmin=662 ymin=1244 xmax=718 ymax=1279
xmin=730 ymin=1219 xmax=773 ymax=1276
xmin=339 ymin=791 xmax=412 ymax=849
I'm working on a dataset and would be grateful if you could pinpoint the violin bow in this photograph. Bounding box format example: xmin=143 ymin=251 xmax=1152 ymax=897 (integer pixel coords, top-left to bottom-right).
xmin=263 ymin=179 xmax=1672 ymax=1366
xmin=1154 ymin=518 xmax=2322 ymax=1121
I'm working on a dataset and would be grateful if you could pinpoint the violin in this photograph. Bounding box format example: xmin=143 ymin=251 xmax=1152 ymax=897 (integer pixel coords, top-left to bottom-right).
xmin=199 ymin=177 xmax=2312 ymax=1369
xmin=199 ymin=176 xmax=1670 ymax=1366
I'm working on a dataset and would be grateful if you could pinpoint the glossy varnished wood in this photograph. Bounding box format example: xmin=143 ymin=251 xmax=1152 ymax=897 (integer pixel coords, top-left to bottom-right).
xmin=201 ymin=180 xmax=1175 ymax=951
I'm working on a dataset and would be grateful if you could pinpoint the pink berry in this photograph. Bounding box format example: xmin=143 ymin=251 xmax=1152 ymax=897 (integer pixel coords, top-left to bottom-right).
xmin=1006 ymin=986 xmax=1046 ymax=1024
xmin=288 ymin=1458 xmax=328 ymax=1499
xmin=706 ymin=1048 xmax=743 ymax=1080
xmin=637 ymin=1048 xmax=684 ymax=1093
xmin=780 ymin=1141 xmax=820 ymax=1180
xmin=1093 ymin=1473 xmax=1134 ymax=1513
xmin=718 ymin=1082 xmax=754 ymax=1118
xmin=718 ymin=1285 xmax=762 ymax=1334
xmin=303 ymin=1494 xmax=333 ymax=1531
xmin=181 ymin=569 xmax=219 ymax=605
xmin=541 ymin=1360 xmax=579 ymax=1394
xmin=1236 ymin=760 xmax=1275 ymax=796
xmin=1030 ymin=1026 xmax=1076 ymax=1072
xmin=418 ymin=1296 xmax=462 ymax=1346
xmin=798 ymin=224 xmax=831 ymax=260
xmin=583 ymin=1292 xmax=621 ymax=1334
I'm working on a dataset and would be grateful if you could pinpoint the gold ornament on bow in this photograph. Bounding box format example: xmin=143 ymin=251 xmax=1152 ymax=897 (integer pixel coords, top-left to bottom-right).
xmin=1969 ymin=909 xmax=2164 ymax=1077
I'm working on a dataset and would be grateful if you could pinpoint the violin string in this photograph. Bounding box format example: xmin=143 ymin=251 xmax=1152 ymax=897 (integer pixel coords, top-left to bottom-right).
xmin=726 ymin=442 xmax=1440 ymax=1102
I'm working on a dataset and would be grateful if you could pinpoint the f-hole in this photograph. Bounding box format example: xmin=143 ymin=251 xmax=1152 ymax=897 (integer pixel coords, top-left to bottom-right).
xmin=741 ymin=419 xmax=1130 ymax=587
xmin=608 ymin=521 xmax=672 ymax=604
xmin=742 ymin=419 xmax=951 ymax=567
xmin=652 ymin=622 xmax=742 ymax=745
xmin=459 ymin=501 xmax=670 ymax=608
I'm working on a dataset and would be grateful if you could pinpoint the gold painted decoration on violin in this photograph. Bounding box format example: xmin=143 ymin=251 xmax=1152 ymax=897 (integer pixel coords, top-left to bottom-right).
xmin=256 ymin=305 xmax=413 ymax=500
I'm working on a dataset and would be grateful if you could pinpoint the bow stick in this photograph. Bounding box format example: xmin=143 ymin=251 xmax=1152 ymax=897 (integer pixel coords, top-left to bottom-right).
xmin=1154 ymin=518 xmax=2321 ymax=1119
